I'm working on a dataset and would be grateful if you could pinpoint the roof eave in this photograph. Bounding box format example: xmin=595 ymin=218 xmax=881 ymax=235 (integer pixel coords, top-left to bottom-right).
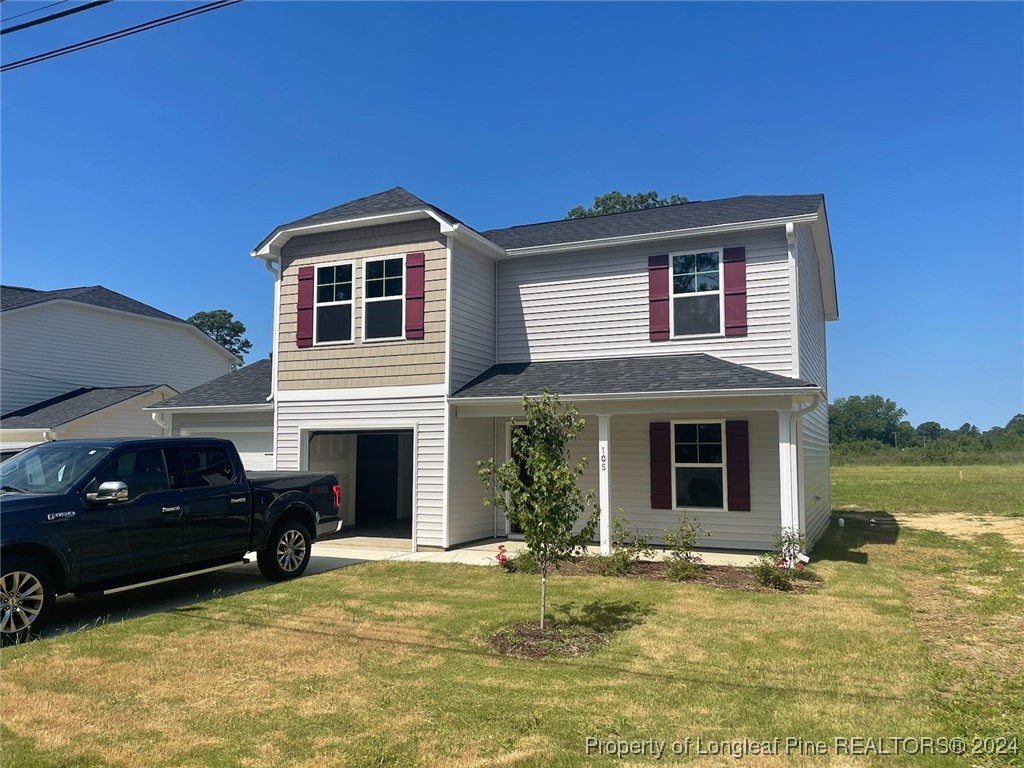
xmin=452 ymin=386 xmax=822 ymax=403
xmin=810 ymin=200 xmax=839 ymax=321
xmin=145 ymin=402 xmax=273 ymax=413
xmin=497 ymin=212 xmax=821 ymax=258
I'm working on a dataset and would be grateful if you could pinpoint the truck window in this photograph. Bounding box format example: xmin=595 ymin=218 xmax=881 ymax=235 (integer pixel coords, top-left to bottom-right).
xmin=179 ymin=447 xmax=236 ymax=488
xmin=95 ymin=449 xmax=170 ymax=501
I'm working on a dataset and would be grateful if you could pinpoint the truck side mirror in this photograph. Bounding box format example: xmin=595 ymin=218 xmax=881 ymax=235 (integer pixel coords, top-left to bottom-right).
xmin=86 ymin=480 xmax=129 ymax=504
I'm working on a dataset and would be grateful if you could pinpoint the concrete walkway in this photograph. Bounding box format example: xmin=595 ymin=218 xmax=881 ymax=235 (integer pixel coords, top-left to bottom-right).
xmin=312 ymin=537 xmax=760 ymax=567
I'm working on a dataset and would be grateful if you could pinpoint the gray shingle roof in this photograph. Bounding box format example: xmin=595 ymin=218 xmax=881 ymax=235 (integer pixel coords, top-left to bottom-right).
xmin=0 ymin=285 xmax=184 ymax=323
xmin=277 ymin=187 xmax=462 ymax=231
xmin=451 ymin=354 xmax=816 ymax=399
xmin=481 ymin=194 xmax=824 ymax=250
xmin=148 ymin=358 xmax=272 ymax=409
xmin=0 ymin=385 xmax=168 ymax=429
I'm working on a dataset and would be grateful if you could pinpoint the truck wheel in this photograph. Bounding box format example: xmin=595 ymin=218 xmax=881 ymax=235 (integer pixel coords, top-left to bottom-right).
xmin=1 ymin=556 xmax=55 ymax=645
xmin=258 ymin=520 xmax=312 ymax=581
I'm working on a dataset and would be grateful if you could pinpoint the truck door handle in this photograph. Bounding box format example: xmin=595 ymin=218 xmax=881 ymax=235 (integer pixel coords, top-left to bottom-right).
xmin=230 ymin=497 xmax=247 ymax=504
xmin=162 ymin=506 xmax=182 ymax=514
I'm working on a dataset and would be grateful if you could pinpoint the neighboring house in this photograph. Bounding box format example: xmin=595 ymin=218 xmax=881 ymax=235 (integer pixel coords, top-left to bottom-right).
xmin=146 ymin=358 xmax=275 ymax=470
xmin=0 ymin=284 xmax=239 ymax=454
xmin=251 ymin=187 xmax=838 ymax=552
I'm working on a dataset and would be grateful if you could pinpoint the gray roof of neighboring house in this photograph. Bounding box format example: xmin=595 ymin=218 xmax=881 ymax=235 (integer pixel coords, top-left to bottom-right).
xmin=148 ymin=358 xmax=272 ymax=409
xmin=0 ymin=284 xmax=184 ymax=324
xmin=480 ymin=194 xmax=824 ymax=250
xmin=0 ymin=385 xmax=169 ymax=429
xmin=451 ymin=354 xmax=816 ymax=399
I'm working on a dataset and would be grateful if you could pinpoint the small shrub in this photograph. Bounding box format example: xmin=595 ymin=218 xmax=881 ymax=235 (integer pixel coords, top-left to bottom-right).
xmin=661 ymin=514 xmax=707 ymax=581
xmin=508 ymin=548 xmax=540 ymax=575
xmin=589 ymin=554 xmax=629 ymax=577
xmin=753 ymin=554 xmax=793 ymax=590
xmin=774 ymin=528 xmax=807 ymax=568
xmin=611 ymin=518 xmax=655 ymax=561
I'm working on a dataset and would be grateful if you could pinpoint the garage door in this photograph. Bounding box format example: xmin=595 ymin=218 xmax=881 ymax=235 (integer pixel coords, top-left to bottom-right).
xmin=180 ymin=430 xmax=274 ymax=471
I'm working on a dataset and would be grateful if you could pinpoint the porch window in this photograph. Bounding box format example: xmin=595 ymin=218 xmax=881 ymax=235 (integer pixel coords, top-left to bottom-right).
xmin=672 ymin=250 xmax=721 ymax=336
xmin=314 ymin=262 xmax=354 ymax=343
xmin=673 ymin=421 xmax=724 ymax=509
xmin=364 ymin=256 xmax=404 ymax=340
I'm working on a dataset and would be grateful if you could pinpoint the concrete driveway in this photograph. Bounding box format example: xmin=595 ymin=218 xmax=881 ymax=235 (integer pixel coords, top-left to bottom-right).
xmin=41 ymin=550 xmax=363 ymax=640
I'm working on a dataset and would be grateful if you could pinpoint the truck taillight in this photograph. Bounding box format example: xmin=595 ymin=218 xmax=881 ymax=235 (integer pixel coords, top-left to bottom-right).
xmin=332 ymin=484 xmax=341 ymax=508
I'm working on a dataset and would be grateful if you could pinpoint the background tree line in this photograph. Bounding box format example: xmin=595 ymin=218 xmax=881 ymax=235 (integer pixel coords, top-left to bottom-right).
xmin=829 ymin=394 xmax=1024 ymax=465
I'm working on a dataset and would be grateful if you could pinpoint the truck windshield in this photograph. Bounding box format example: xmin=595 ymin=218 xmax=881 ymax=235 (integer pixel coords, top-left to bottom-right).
xmin=0 ymin=444 xmax=111 ymax=495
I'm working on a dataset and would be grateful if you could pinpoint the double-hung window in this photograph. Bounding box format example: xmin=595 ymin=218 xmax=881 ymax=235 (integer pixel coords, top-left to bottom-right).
xmin=672 ymin=250 xmax=722 ymax=336
xmin=364 ymin=255 xmax=404 ymax=341
xmin=314 ymin=262 xmax=354 ymax=344
xmin=673 ymin=421 xmax=725 ymax=509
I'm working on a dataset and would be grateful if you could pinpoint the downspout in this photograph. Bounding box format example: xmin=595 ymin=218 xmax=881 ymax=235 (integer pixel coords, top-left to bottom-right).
xmin=151 ymin=411 xmax=170 ymax=436
xmin=265 ymin=255 xmax=281 ymax=470
xmin=788 ymin=395 xmax=820 ymax=548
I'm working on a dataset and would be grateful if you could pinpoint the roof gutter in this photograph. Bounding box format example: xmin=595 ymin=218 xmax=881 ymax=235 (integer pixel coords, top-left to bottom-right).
xmin=500 ymin=213 xmax=820 ymax=258
xmin=145 ymin=403 xmax=274 ymax=413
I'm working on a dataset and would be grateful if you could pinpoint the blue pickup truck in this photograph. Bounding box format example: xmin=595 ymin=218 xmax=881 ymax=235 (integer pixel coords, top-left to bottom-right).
xmin=0 ymin=437 xmax=341 ymax=643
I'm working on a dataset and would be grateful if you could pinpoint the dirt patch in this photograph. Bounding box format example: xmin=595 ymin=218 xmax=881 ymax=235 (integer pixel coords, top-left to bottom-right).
xmin=487 ymin=621 xmax=608 ymax=659
xmin=553 ymin=559 xmax=824 ymax=593
xmin=894 ymin=512 xmax=1024 ymax=550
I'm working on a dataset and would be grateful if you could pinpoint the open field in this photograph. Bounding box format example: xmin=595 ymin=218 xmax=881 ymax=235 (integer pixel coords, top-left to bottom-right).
xmin=2 ymin=465 xmax=1022 ymax=767
xmin=832 ymin=463 xmax=1024 ymax=518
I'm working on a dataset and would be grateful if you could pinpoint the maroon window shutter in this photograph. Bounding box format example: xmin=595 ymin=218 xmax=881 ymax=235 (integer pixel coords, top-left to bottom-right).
xmin=725 ymin=420 xmax=751 ymax=511
xmin=723 ymin=246 xmax=747 ymax=337
xmin=649 ymin=422 xmax=672 ymax=509
xmin=648 ymin=254 xmax=670 ymax=341
xmin=405 ymin=252 xmax=425 ymax=340
xmin=296 ymin=265 xmax=314 ymax=348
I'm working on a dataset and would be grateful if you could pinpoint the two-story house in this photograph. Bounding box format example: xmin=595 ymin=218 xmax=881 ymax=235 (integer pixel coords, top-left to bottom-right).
xmin=0 ymin=285 xmax=239 ymax=457
xmin=251 ymin=187 xmax=837 ymax=552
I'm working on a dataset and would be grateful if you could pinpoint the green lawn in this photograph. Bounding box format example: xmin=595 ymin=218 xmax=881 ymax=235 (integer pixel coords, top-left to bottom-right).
xmin=3 ymin=508 xmax=1022 ymax=767
xmin=832 ymin=463 xmax=1024 ymax=517
xmin=3 ymin=465 xmax=1022 ymax=766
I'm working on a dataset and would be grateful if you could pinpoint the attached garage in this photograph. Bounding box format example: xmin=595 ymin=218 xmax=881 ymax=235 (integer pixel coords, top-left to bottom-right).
xmin=307 ymin=430 xmax=413 ymax=535
xmin=147 ymin=360 xmax=274 ymax=472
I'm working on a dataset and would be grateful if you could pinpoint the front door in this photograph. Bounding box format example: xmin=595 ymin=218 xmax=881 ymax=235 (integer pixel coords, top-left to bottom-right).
xmin=78 ymin=448 xmax=183 ymax=586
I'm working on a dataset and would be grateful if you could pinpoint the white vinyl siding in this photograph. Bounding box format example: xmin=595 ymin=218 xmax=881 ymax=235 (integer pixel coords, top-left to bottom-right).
xmin=610 ymin=412 xmax=781 ymax=550
xmin=57 ymin=391 xmax=172 ymax=440
xmin=495 ymin=227 xmax=793 ymax=375
xmin=0 ymin=302 xmax=235 ymax=416
xmin=449 ymin=243 xmax=497 ymax=393
xmin=796 ymin=223 xmax=830 ymax=544
xmin=446 ymin=412 xmax=497 ymax=546
xmin=275 ymin=390 xmax=446 ymax=548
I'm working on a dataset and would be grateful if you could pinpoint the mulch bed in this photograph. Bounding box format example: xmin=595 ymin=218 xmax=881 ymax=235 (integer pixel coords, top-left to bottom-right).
xmin=552 ymin=558 xmax=825 ymax=593
xmin=488 ymin=621 xmax=609 ymax=659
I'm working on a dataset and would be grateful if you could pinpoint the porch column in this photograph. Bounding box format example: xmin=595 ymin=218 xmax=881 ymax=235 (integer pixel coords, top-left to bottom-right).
xmin=778 ymin=410 xmax=799 ymax=533
xmin=598 ymin=414 xmax=611 ymax=555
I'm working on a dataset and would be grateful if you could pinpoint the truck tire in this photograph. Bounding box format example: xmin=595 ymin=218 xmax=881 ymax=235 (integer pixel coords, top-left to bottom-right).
xmin=258 ymin=519 xmax=312 ymax=581
xmin=1 ymin=555 xmax=56 ymax=645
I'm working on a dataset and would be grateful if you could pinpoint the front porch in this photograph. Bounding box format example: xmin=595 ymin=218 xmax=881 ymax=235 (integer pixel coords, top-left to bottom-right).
xmin=448 ymin=353 xmax=824 ymax=554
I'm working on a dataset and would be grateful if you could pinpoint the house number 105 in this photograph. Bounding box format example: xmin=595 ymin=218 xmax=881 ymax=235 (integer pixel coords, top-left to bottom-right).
xmin=600 ymin=451 xmax=607 ymax=471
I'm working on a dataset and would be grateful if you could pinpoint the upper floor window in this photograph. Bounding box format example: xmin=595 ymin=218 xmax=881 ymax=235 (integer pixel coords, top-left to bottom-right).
xmin=672 ymin=250 xmax=721 ymax=337
xmin=364 ymin=256 xmax=404 ymax=341
xmin=315 ymin=262 xmax=354 ymax=344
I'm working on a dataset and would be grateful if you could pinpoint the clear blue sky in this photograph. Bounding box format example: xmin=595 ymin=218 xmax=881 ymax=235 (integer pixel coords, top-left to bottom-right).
xmin=2 ymin=2 xmax=1022 ymax=430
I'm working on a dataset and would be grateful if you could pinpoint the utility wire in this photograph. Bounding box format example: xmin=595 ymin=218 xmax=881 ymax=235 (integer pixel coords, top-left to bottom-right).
xmin=0 ymin=366 xmax=101 ymax=388
xmin=1 ymin=0 xmax=70 ymax=24
xmin=1 ymin=0 xmax=241 ymax=72
xmin=2 ymin=0 xmax=112 ymax=36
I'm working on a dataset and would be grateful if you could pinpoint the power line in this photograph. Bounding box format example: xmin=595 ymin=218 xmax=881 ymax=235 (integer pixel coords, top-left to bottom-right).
xmin=2 ymin=0 xmax=112 ymax=36
xmin=1 ymin=0 xmax=241 ymax=72
xmin=1 ymin=0 xmax=71 ymax=24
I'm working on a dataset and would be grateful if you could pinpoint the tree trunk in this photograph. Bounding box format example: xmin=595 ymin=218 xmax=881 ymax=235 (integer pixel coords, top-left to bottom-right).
xmin=540 ymin=563 xmax=547 ymax=630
